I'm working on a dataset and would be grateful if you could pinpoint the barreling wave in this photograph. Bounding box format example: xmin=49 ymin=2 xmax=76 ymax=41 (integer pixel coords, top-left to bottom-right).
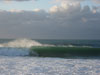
xmin=0 ymin=38 xmax=99 ymax=58
xmin=30 ymin=46 xmax=100 ymax=58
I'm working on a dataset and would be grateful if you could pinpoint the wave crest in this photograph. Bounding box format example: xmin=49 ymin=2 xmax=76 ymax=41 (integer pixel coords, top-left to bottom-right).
xmin=0 ymin=39 xmax=92 ymax=48
xmin=0 ymin=39 xmax=42 ymax=48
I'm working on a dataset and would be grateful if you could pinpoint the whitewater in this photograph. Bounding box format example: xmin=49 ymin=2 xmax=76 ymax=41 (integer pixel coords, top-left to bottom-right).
xmin=0 ymin=39 xmax=100 ymax=75
xmin=0 ymin=56 xmax=100 ymax=75
xmin=0 ymin=39 xmax=55 ymax=56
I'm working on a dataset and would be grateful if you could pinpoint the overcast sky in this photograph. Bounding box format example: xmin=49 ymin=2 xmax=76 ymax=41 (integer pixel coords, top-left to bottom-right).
xmin=0 ymin=0 xmax=100 ymax=39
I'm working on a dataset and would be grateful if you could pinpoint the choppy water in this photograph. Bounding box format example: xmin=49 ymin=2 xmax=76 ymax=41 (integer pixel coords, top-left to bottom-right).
xmin=0 ymin=56 xmax=100 ymax=75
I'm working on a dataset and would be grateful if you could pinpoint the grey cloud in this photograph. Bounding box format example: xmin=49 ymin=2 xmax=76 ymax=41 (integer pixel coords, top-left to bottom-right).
xmin=92 ymin=0 xmax=100 ymax=4
xmin=0 ymin=5 xmax=100 ymax=39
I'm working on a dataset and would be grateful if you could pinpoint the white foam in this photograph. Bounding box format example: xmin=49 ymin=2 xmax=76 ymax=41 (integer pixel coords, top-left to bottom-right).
xmin=0 ymin=38 xmax=42 ymax=48
xmin=0 ymin=57 xmax=99 ymax=75
xmin=0 ymin=39 xmax=43 ymax=56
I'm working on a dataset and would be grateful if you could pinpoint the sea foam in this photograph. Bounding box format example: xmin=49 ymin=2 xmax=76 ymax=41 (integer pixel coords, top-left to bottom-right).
xmin=0 ymin=39 xmax=42 ymax=56
xmin=0 ymin=39 xmax=42 ymax=48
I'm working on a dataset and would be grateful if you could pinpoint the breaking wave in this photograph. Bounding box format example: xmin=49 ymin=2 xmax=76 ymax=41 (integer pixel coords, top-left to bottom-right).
xmin=0 ymin=38 xmax=94 ymax=57
xmin=0 ymin=39 xmax=42 ymax=56
xmin=0 ymin=39 xmax=42 ymax=48
xmin=0 ymin=38 xmax=92 ymax=48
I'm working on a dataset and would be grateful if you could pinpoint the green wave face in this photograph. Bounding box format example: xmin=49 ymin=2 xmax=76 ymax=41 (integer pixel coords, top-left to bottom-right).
xmin=30 ymin=46 xmax=100 ymax=58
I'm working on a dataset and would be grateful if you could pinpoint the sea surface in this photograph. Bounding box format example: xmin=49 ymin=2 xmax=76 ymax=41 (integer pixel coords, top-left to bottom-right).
xmin=0 ymin=39 xmax=100 ymax=75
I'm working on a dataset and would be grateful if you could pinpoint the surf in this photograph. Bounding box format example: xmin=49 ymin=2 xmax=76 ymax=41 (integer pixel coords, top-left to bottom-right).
xmin=0 ymin=38 xmax=42 ymax=48
xmin=0 ymin=38 xmax=99 ymax=58
xmin=0 ymin=39 xmax=42 ymax=56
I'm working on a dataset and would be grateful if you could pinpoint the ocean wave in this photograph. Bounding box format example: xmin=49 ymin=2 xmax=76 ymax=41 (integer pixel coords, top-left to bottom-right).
xmin=30 ymin=46 xmax=100 ymax=58
xmin=0 ymin=38 xmax=92 ymax=48
xmin=0 ymin=46 xmax=99 ymax=57
xmin=0 ymin=38 xmax=42 ymax=48
xmin=0 ymin=39 xmax=98 ymax=57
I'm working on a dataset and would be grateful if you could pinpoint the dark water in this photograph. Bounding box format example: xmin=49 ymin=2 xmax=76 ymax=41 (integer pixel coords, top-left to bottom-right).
xmin=30 ymin=47 xmax=100 ymax=58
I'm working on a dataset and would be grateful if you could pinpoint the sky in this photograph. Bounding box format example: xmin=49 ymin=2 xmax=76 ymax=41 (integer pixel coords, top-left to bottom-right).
xmin=0 ymin=0 xmax=100 ymax=39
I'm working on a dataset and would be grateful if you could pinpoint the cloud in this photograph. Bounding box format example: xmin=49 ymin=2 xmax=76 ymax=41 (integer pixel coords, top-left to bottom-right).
xmin=50 ymin=1 xmax=81 ymax=13
xmin=92 ymin=0 xmax=100 ymax=4
xmin=55 ymin=0 xmax=84 ymax=2
xmin=50 ymin=0 xmax=84 ymax=13
xmin=54 ymin=0 xmax=84 ymax=4
xmin=0 ymin=3 xmax=100 ymax=39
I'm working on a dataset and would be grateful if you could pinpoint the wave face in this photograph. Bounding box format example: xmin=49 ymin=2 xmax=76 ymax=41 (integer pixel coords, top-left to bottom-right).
xmin=0 ymin=48 xmax=29 ymax=56
xmin=30 ymin=46 xmax=100 ymax=58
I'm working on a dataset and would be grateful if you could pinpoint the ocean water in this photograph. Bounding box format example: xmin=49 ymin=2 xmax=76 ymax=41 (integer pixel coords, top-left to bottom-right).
xmin=0 ymin=39 xmax=100 ymax=75
xmin=0 ymin=39 xmax=100 ymax=57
